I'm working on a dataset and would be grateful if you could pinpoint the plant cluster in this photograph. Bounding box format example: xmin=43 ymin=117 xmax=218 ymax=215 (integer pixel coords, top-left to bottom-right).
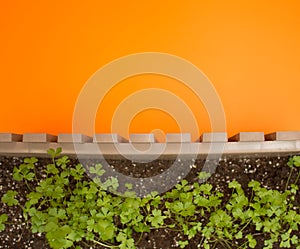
xmin=1 ymin=149 xmax=300 ymax=248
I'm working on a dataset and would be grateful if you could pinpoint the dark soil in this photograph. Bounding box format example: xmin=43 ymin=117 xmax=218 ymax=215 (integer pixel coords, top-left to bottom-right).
xmin=0 ymin=152 xmax=299 ymax=249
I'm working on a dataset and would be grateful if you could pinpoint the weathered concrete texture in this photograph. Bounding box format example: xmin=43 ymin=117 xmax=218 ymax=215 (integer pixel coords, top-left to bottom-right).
xmin=229 ymin=132 xmax=265 ymax=142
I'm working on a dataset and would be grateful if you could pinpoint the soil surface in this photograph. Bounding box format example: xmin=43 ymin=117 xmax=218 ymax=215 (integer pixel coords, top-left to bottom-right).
xmin=0 ymin=152 xmax=300 ymax=249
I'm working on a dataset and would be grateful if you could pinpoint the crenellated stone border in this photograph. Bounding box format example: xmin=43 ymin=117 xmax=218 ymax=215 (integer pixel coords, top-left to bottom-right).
xmin=0 ymin=132 xmax=299 ymax=159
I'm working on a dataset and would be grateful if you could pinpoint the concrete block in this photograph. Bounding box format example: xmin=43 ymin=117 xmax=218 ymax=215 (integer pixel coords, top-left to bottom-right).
xmin=166 ymin=133 xmax=191 ymax=143
xmin=265 ymin=131 xmax=300 ymax=141
xmin=229 ymin=132 xmax=265 ymax=142
xmin=93 ymin=133 xmax=127 ymax=143
xmin=129 ymin=133 xmax=157 ymax=143
xmin=199 ymin=132 xmax=228 ymax=142
xmin=23 ymin=133 xmax=57 ymax=142
xmin=0 ymin=133 xmax=23 ymax=142
xmin=58 ymin=133 xmax=92 ymax=143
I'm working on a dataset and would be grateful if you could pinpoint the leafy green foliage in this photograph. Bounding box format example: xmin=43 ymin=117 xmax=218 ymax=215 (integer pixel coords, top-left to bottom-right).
xmin=89 ymin=163 xmax=105 ymax=176
xmin=1 ymin=150 xmax=300 ymax=248
xmin=1 ymin=190 xmax=19 ymax=206
xmin=47 ymin=147 xmax=62 ymax=159
xmin=0 ymin=214 xmax=8 ymax=232
xmin=13 ymin=157 xmax=37 ymax=181
xmin=147 ymin=209 xmax=166 ymax=228
xmin=288 ymin=155 xmax=300 ymax=167
xmin=178 ymin=240 xmax=189 ymax=248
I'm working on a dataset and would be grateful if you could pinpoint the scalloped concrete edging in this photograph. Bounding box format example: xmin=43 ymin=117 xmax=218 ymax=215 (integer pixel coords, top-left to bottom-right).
xmin=0 ymin=131 xmax=299 ymax=159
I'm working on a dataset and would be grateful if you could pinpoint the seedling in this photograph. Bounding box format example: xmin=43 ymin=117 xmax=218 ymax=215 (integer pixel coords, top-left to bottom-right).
xmin=1 ymin=150 xmax=300 ymax=248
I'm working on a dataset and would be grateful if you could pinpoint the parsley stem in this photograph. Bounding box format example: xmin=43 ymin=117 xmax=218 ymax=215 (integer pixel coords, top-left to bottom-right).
xmin=91 ymin=239 xmax=119 ymax=248
xmin=285 ymin=166 xmax=294 ymax=191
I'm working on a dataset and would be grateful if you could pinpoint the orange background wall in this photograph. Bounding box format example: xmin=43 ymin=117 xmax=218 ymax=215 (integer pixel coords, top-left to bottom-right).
xmin=0 ymin=1 xmax=300 ymax=141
